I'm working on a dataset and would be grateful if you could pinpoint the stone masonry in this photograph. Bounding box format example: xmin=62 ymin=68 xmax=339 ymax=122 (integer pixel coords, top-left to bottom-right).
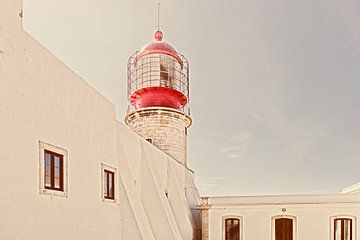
xmin=125 ymin=107 xmax=192 ymax=165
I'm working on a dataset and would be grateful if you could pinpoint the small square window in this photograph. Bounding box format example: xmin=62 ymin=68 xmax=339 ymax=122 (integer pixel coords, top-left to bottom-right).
xmin=39 ymin=141 xmax=68 ymax=197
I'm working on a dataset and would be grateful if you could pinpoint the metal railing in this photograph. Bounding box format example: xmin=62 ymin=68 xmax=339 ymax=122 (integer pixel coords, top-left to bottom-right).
xmin=127 ymin=51 xmax=190 ymax=105
xmin=126 ymin=104 xmax=191 ymax=116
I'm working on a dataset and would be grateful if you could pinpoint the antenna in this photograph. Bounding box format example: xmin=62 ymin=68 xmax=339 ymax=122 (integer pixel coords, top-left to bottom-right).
xmin=154 ymin=3 xmax=163 ymax=41
xmin=157 ymin=3 xmax=161 ymax=30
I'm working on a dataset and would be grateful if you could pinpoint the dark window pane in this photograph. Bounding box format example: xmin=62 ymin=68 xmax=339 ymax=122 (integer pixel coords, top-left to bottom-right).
xmin=160 ymin=64 xmax=169 ymax=83
xmin=44 ymin=150 xmax=63 ymax=191
xmin=104 ymin=172 xmax=108 ymax=197
xmin=225 ymin=218 xmax=240 ymax=240
xmin=104 ymin=170 xmax=115 ymax=199
xmin=109 ymin=173 xmax=114 ymax=199
xmin=275 ymin=218 xmax=293 ymax=240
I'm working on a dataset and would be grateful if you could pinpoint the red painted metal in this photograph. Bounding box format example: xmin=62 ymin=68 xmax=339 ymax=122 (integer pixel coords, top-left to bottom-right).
xmin=136 ymin=30 xmax=183 ymax=66
xmin=130 ymin=87 xmax=187 ymax=109
xmin=154 ymin=30 xmax=163 ymax=41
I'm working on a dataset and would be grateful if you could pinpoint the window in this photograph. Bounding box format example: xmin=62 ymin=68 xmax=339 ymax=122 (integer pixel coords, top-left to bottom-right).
xmin=44 ymin=150 xmax=63 ymax=191
xmin=39 ymin=141 xmax=68 ymax=197
xmin=275 ymin=218 xmax=293 ymax=240
xmin=225 ymin=218 xmax=240 ymax=240
xmin=272 ymin=215 xmax=296 ymax=240
xmin=146 ymin=138 xmax=153 ymax=144
xmin=334 ymin=218 xmax=352 ymax=240
xmin=101 ymin=164 xmax=116 ymax=202
xmin=103 ymin=169 xmax=114 ymax=199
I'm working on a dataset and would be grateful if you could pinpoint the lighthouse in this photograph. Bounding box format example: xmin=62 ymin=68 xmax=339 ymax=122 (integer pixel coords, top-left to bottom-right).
xmin=125 ymin=29 xmax=192 ymax=166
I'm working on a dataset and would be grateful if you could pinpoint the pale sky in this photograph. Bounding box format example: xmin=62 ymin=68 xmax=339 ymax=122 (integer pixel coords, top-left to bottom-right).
xmin=23 ymin=0 xmax=360 ymax=196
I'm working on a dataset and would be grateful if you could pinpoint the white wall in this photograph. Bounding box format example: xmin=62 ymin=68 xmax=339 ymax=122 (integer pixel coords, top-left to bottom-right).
xmin=0 ymin=0 xmax=201 ymax=239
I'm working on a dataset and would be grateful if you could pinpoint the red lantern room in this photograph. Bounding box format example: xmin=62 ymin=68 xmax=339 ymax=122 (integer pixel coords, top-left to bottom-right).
xmin=127 ymin=30 xmax=190 ymax=113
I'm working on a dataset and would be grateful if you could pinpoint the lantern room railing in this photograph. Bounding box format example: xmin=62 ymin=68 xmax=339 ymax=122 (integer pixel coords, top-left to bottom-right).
xmin=127 ymin=51 xmax=190 ymax=106
xmin=126 ymin=104 xmax=191 ymax=116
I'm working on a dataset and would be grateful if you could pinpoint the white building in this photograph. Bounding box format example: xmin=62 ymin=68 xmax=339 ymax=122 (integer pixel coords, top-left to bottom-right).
xmin=1 ymin=1 xmax=359 ymax=240
xmin=0 ymin=1 xmax=201 ymax=239
xmin=200 ymin=190 xmax=360 ymax=240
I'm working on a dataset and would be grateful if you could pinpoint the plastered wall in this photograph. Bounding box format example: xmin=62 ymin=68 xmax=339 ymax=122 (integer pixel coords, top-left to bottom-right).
xmin=0 ymin=1 xmax=201 ymax=239
xmin=203 ymin=195 xmax=360 ymax=240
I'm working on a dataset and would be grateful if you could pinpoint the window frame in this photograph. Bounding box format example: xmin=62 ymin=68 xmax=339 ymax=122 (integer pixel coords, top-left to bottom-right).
xmin=222 ymin=215 xmax=243 ymax=240
xmin=272 ymin=215 xmax=297 ymax=240
xmin=44 ymin=149 xmax=64 ymax=191
xmin=39 ymin=141 xmax=68 ymax=197
xmin=331 ymin=215 xmax=356 ymax=240
xmin=103 ymin=169 xmax=115 ymax=200
xmin=101 ymin=163 xmax=117 ymax=203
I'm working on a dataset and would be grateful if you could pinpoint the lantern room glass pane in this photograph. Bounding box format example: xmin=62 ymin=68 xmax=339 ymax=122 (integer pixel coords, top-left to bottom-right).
xmin=160 ymin=55 xmax=175 ymax=88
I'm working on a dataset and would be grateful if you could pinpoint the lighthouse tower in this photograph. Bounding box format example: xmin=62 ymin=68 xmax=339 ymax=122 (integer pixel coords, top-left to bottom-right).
xmin=125 ymin=29 xmax=192 ymax=166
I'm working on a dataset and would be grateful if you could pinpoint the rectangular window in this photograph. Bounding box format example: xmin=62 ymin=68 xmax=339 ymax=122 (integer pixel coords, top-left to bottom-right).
xmin=225 ymin=218 xmax=240 ymax=240
xmin=335 ymin=218 xmax=352 ymax=240
xmin=103 ymin=169 xmax=114 ymax=200
xmin=275 ymin=218 xmax=293 ymax=240
xmin=44 ymin=150 xmax=63 ymax=191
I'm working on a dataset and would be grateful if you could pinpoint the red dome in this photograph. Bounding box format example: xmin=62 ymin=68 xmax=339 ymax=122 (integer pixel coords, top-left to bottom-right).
xmin=136 ymin=30 xmax=183 ymax=65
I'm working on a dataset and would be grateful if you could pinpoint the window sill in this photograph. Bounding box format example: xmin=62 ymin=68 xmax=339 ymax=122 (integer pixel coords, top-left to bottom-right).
xmin=40 ymin=188 xmax=68 ymax=198
xmin=102 ymin=197 xmax=116 ymax=204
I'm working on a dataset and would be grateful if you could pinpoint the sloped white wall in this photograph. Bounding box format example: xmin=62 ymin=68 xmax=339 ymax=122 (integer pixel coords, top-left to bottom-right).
xmin=0 ymin=1 xmax=201 ymax=238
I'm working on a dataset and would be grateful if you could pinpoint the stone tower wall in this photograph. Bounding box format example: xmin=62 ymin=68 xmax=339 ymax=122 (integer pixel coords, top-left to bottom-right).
xmin=125 ymin=107 xmax=191 ymax=165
